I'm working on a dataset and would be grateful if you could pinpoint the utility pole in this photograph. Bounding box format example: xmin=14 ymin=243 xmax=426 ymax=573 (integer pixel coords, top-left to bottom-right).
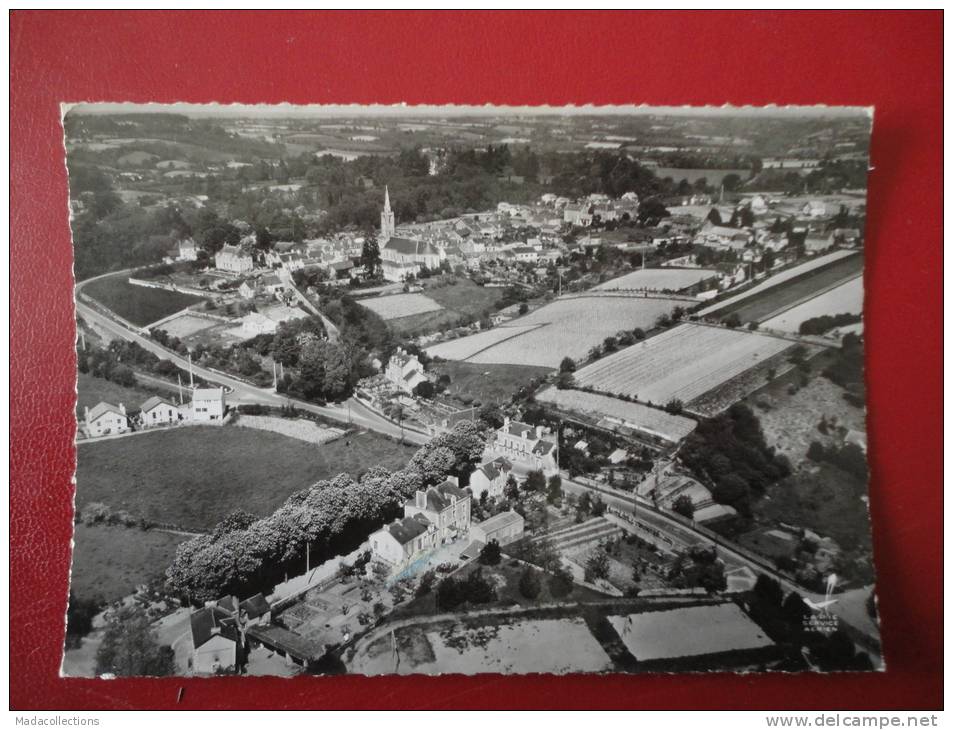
xmin=188 ymin=353 xmax=194 ymax=389
xmin=177 ymin=374 xmax=184 ymax=405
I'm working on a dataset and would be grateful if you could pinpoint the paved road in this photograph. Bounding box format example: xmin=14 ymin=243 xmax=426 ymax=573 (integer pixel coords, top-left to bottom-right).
xmin=75 ymin=276 xmax=430 ymax=446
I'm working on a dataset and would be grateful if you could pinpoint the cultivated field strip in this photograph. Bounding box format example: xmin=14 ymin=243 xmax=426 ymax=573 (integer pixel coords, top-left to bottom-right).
xmin=696 ymin=249 xmax=859 ymax=317
xmin=594 ymin=267 xmax=718 ymax=293
xmin=535 ymin=386 xmax=697 ymax=442
xmin=760 ymin=275 xmax=864 ymax=333
xmin=426 ymin=324 xmax=543 ymax=361
xmin=573 ymin=323 xmax=792 ymax=404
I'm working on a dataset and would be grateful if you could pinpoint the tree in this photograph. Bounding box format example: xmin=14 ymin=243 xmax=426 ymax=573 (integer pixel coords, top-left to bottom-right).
xmin=722 ymin=173 xmax=742 ymax=192
xmin=672 ymin=495 xmax=695 ymax=519
xmin=548 ymin=566 xmax=574 ymax=598
xmin=478 ymin=539 xmax=502 ymax=566
xmin=66 ymin=593 xmax=102 ymax=649
xmin=95 ymin=607 xmax=175 ymax=677
xmin=524 ymin=469 xmax=546 ymax=494
xmin=361 ymin=234 xmax=382 ymax=279
xmin=436 ymin=576 xmax=464 ymax=610
xmin=706 ymin=208 xmax=723 ymax=225
xmin=559 ymin=356 xmax=576 ymax=373
xmin=584 ymin=547 xmax=610 ymax=583
xmin=518 ymin=302 xmax=529 ymax=315
xmin=413 ymin=380 xmax=435 ymax=399
xmin=723 ymin=313 xmax=742 ymax=329
xmin=461 ymin=568 xmax=496 ymax=605
xmin=664 ymin=398 xmax=684 ymax=415
xmin=518 ymin=566 xmax=542 ymax=600
xmin=503 ymin=474 xmax=520 ymax=500
xmin=546 ymin=474 xmax=563 ymax=505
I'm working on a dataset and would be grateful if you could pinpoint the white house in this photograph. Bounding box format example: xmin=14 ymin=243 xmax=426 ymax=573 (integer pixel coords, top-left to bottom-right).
xmin=510 ymin=246 xmax=539 ymax=263
xmin=215 ymin=244 xmax=254 ymax=273
xmin=403 ymin=476 xmax=472 ymax=543
xmin=696 ymin=222 xmax=753 ymax=250
xmin=470 ymin=510 xmax=525 ymax=547
xmin=469 ymin=457 xmax=514 ymax=499
xmin=83 ymin=402 xmax=129 ymax=438
xmin=370 ymin=515 xmax=436 ymax=569
xmin=139 ymin=396 xmax=180 ymax=427
xmin=485 ymin=417 xmax=559 ymax=477
xmin=802 ymin=200 xmax=829 ymax=219
xmin=191 ymin=387 xmax=226 ymax=422
xmin=240 ymin=311 xmax=279 ymax=336
xmin=385 ymin=347 xmax=428 ymax=394
xmin=189 ymin=601 xmax=240 ymax=675
xmin=177 ymin=237 xmax=198 ymax=262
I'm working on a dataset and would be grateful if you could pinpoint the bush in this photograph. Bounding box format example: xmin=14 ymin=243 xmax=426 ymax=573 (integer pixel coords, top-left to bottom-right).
xmin=518 ymin=566 xmax=542 ymax=600
xmin=548 ymin=566 xmax=574 ymax=598
xmin=478 ymin=540 xmax=502 ymax=566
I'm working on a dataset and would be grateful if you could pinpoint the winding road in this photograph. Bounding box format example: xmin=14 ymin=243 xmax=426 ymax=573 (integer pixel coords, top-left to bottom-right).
xmin=75 ymin=273 xmax=429 ymax=446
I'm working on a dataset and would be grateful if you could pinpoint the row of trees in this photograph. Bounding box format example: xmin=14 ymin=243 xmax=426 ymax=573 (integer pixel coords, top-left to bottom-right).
xmin=166 ymin=422 xmax=486 ymax=602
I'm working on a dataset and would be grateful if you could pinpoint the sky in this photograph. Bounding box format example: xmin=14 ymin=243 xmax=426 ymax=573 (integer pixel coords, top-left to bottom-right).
xmin=64 ymin=102 xmax=872 ymax=120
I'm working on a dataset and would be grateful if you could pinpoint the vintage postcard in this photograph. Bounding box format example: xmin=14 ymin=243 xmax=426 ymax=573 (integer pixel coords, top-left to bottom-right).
xmin=62 ymin=103 xmax=879 ymax=677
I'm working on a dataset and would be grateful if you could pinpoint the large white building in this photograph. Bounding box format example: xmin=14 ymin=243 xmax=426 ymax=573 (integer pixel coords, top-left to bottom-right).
xmin=384 ymin=347 xmax=429 ymax=394
xmin=485 ymin=417 xmax=559 ymax=477
xmin=215 ymin=244 xmax=254 ymax=273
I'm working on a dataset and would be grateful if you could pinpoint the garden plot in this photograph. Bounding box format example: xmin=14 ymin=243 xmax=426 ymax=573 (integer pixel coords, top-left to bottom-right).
xmin=594 ymin=268 xmax=718 ymax=293
xmin=357 ymin=292 xmax=443 ymax=320
xmin=535 ymin=387 xmax=696 ymax=443
xmin=573 ymin=323 xmax=792 ymax=405
xmin=761 ymin=276 xmax=864 ymax=333
xmin=608 ymin=603 xmax=773 ymax=661
xmin=425 ymin=618 xmax=612 ymax=675
xmin=448 ymin=296 xmax=682 ymax=369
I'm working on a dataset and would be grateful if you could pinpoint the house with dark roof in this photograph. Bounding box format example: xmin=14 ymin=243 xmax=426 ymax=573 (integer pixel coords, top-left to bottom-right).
xmin=469 ymin=456 xmax=514 ymax=499
xmin=384 ymin=347 xmax=428 ymax=394
xmin=83 ymin=402 xmax=129 ymax=438
xmin=369 ymin=514 xmax=436 ymax=568
xmin=215 ymin=244 xmax=254 ymax=273
xmin=139 ymin=395 xmax=180 ymax=427
xmin=403 ymin=476 xmax=472 ymax=543
xmin=239 ymin=593 xmax=272 ymax=627
xmin=190 ymin=603 xmax=241 ymax=675
xmin=485 ymin=416 xmax=559 ymax=477
xmin=380 ymin=236 xmax=442 ymax=282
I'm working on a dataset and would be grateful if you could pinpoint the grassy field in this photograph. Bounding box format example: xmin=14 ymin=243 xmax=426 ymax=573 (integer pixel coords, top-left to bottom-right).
xmin=75 ymin=372 xmax=159 ymax=417
xmin=83 ymin=274 xmax=207 ymax=327
xmin=75 ymin=425 xmax=416 ymax=531
xmin=429 ymin=360 xmax=552 ymax=407
xmin=69 ymin=523 xmax=190 ymax=603
xmin=703 ymin=253 xmax=864 ymax=324
xmin=761 ymin=276 xmax=864 ymax=333
xmin=388 ymin=278 xmax=504 ymax=336
xmin=357 ymin=292 xmax=443 ymax=320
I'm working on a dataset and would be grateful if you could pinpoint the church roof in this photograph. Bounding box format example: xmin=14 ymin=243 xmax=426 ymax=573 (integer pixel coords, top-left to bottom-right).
xmin=383 ymin=237 xmax=439 ymax=257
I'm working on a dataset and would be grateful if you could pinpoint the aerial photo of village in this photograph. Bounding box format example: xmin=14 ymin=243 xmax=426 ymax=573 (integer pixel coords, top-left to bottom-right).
xmin=63 ymin=104 xmax=880 ymax=677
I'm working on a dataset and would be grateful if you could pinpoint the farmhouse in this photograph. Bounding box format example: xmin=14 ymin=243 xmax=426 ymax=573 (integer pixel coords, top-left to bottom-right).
xmin=469 ymin=457 xmax=514 ymax=499
xmin=384 ymin=347 xmax=429 ymax=394
xmin=139 ymin=396 xmax=180 ymax=427
xmin=191 ymin=387 xmax=226 ymax=422
xmin=215 ymin=244 xmax=254 ymax=273
xmin=403 ymin=476 xmax=472 ymax=543
xmin=83 ymin=402 xmax=130 ymax=438
xmin=470 ymin=510 xmax=525 ymax=547
xmin=486 ymin=417 xmax=559 ymax=477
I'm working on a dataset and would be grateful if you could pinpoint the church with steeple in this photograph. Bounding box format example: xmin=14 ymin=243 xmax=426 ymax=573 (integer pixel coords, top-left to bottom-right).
xmin=378 ymin=186 xmax=443 ymax=282
xmin=380 ymin=185 xmax=396 ymax=241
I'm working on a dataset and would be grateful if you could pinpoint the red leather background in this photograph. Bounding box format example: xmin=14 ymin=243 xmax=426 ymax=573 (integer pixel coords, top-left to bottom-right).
xmin=10 ymin=11 xmax=942 ymax=710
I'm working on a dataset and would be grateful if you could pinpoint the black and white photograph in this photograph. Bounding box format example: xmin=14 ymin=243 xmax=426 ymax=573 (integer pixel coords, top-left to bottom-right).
xmin=63 ymin=103 xmax=879 ymax=678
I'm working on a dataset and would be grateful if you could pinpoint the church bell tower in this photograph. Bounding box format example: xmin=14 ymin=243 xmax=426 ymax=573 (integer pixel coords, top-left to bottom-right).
xmin=380 ymin=186 xmax=396 ymax=240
